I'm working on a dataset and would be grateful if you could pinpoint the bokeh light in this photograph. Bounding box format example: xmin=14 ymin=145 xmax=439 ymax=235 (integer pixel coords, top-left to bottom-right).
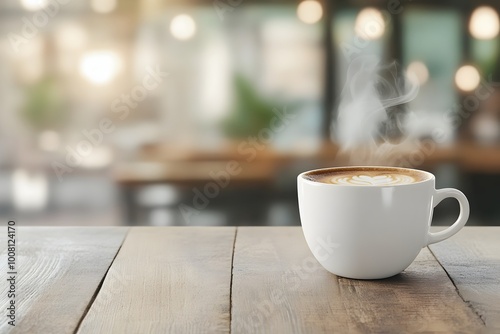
xmin=297 ymin=1 xmax=323 ymax=24
xmin=469 ymin=6 xmax=500 ymax=40
xmin=12 ymin=169 xmax=48 ymax=211
xmin=407 ymin=61 xmax=429 ymax=85
xmin=20 ymin=0 xmax=48 ymax=11
xmin=170 ymin=14 xmax=197 ymax=40
xmin=79 ymin=51 xmax=122 ymax=85
xmin=354 ymin=7 xmax=386 ymax=40
xmin=455 ymin=65 xmax=481 ymax=92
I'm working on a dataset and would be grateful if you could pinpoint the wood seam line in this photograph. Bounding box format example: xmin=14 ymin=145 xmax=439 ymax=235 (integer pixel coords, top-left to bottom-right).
xmin=229 ymin=227 xmax=238 ymax=334
xmin=72 ymin=228 xmax=131 ymax=334
xmin=427 ymin=246 xmax=486 ymax=326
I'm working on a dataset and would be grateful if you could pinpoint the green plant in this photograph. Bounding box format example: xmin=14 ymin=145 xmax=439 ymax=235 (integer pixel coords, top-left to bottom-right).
xmin=22 ymin=76 xmax=66 ymax=131
xmin=222 ymin=74 xmax=278 ymax=138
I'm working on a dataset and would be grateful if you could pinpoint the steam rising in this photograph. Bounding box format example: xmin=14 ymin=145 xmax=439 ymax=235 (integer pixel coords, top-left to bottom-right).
xmin=334 ymin=55 xmax=420 ymax=165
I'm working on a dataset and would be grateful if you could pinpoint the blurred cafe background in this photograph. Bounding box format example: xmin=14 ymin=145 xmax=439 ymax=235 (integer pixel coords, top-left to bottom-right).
xmin=1 ymin=0 xmax=500 ymax=226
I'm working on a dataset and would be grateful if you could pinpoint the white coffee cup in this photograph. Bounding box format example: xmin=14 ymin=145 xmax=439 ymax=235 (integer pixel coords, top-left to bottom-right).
xmin=297 ymin=166 xmax=469 ymax=279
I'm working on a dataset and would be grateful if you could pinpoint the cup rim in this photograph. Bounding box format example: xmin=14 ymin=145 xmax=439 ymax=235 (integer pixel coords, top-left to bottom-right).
xmin=298 ymin=166 xmax=435 ymax=187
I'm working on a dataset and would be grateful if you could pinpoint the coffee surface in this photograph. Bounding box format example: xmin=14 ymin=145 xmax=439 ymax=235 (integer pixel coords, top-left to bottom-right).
xmin=304 ymin=167 xmax=429 ymax=186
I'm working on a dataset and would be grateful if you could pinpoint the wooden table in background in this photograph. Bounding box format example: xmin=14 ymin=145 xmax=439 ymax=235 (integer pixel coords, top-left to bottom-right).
xmin=113 ymin=141 xmax=500 ymax=187
xmin=1 ymin=227 xmax=499 ymax=333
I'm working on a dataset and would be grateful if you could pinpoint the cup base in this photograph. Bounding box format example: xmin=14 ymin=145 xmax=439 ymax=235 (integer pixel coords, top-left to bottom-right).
xmin=322 ymin=265 xmax=408 ymax=280
xmin=333 ymin=271 xmax=403 ymax=280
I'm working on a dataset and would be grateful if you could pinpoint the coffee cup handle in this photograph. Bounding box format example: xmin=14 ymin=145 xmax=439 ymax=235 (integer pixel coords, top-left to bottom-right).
xmin=426 ymin=188 xmax=470 ymax=245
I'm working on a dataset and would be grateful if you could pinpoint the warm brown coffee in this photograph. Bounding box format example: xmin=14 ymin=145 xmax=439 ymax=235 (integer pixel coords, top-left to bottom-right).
xmin=304 ymin=167 xmax=430 ymax=186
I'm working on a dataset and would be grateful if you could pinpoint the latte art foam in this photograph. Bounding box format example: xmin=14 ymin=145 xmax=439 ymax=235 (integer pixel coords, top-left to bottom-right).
xmin=330 ymin=174 xmax=415 ymax=186
xmin=304 ymin=167 xmax=430 ymax=186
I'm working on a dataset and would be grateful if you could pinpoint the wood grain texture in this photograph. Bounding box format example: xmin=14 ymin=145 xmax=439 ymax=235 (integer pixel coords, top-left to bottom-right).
xmin=429 ymin=226 xmax=500 ymax=329
xmin=231 ymin=227 xmax=484 ymax=333
xmin=0 ymin=227 xmax=127 ymax=334
xmin=77 ymin=227 xmax=235 ymax=334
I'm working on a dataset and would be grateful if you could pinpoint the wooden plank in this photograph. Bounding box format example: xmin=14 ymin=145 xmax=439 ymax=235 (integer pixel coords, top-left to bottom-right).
xmin=231 ymin=227 xmax=484 ymax=333
xmin=0 ymin=227 xmax=127 ymax=334
xmin=429 ymin=226 xmax=500 ymax=329
xmin=77 ymin=227 xmax=235 ymax=334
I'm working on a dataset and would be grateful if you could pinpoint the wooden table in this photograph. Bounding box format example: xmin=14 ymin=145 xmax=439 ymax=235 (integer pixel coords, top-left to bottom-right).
xmin=2 ymin=227 xmax=499 ymax=333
